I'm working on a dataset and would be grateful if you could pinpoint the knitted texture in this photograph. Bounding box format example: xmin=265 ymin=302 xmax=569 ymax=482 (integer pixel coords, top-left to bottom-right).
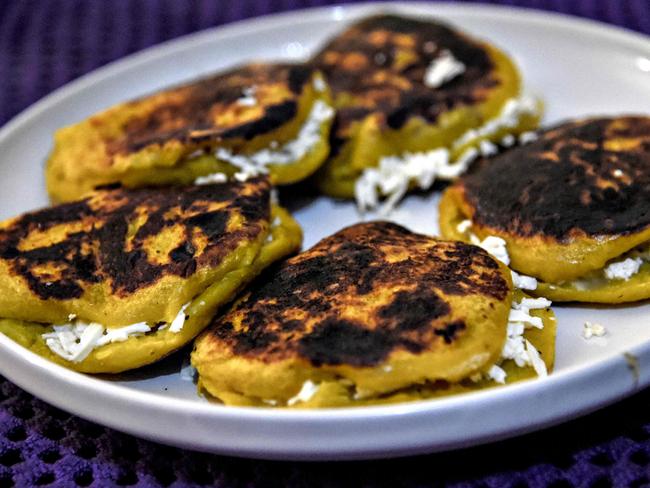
xmin=0 ymin=1 xmax=649 ymax=487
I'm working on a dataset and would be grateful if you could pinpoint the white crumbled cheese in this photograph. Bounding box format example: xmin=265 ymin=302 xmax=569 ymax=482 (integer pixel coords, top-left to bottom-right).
xmin=486 ymin=364 xmax=507 ymax=384
xmin=501 ymin=134 xmax=516 ymax=147
xmin=604 ymin=257 xmax=643 ymax=281
xmin=436 ymin=147 xmax=479 ymax=180
xmin=179 ymin=356 xmax=197 ymax=382
xmin=456 ymin=219 xmax=472 ymax=234
xmin=476 ymin=236 xmax=510 ymax=266
xmin=352 ymin=94 xmax=539 ymax=214
xmin=518 ymin=131 xmax=538 ymax=144
xmin=270 ymin=188 xmax=279 ymax=205
xmin=511 ymin=270 xmax=538 ymax=290
xmin=485 ymin=291 xmax=551 ymax=383
xmin=237 ymin=86 xmax=257 ymax=106
xmin=469 ymin=231 xmax=540 ymax=291
xmin=424 ymin=50 xmax=466 ymax=88
xmin=517 ymin=297 xmax=552 ymax=310
xmin=613 ymin=169 xmax=624 ymax=177
xmin=479 ymin=139 xmax=499 ymax=157
xmin=354 ymin=147 xmax=479 ymax=214
xmin=287 ymin=380 xmax=320 ymax=406
xmin=233 ymin=172 xmax=250 ymax=182
xmin=313 ymin=75 xmax=326 ymax=93
xmin=215 ymin=100 xmax=334 ymax=180
xmin=43 ymin=300 xmax=194 ymax=362
xmin=583 ymin=321 xmax=607 ymax=340
xmin=354 ymin=148 xmax=448 ymax=214
xmin=169 ymin=303 xmax=190 ymax=334
xmin=565 ymin=243 xmax=650 ymax=288
xmin=525 ymin=339 xmax=548 ymax=378
xmin=453 ymin=94 xmax=540 ymax=150
xmin=508 ymin=309 xmax=543 ymax=329
xmin=95 ymin=322 xmax=151 ymax=346
xmin=42 ymin=322 xmax=105 ymax=363
xmin=42 ymin=320 xmax=150 ymax=363
xmin=509 ymin=297 xmax=551 ymax=330
xmin=194 ymin=172 xmax=228 ymax=185
xmin=501 ymin=324 xmax=529 ymax=368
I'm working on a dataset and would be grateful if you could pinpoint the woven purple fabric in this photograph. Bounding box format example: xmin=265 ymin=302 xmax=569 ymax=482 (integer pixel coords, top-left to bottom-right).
xmin=0 ymin=1 xmax=649 ymax=487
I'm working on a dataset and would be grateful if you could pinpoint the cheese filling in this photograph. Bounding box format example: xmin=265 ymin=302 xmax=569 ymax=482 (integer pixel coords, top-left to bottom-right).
xmin=565 ymin=243 xmax=650 ymax=289
xmin=458 ymin=221 xmax=550 ymax=383
xmin=603 ymin=256 xmax=643 ymax=281
xmin=236 ymin=86 xmax=257 ymax=107
xmin=424 ymin=50 xmax=466 ymax=88
xmin=583 ymin=321 xmax=607 ymax=340
xmin=286 ymin=380 xmax=320 ymax=406
xmin=42 ymin=302 xmax=191 ymax=363
xmin=354 ymin=94 xmax=540 ymax=214
xmin=201 ymin=100 xmax=334 ymax=182
xmin=194 ymin=172 xmax=227 ymax=185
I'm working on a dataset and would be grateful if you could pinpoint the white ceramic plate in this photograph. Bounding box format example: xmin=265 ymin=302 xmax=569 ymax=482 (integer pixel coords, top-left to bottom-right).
xmin=0 ymin=2 xmax=649 ymax=461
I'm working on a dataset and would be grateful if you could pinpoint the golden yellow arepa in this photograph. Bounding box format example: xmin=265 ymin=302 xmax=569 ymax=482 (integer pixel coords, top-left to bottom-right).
xmin=311 ymin=14 xmax=541 ymax=208
xmin=440 ymin=116 xmax=650 ymax=303
xmin=0 ymin=177 xmax=302 ymax=372
xmin=46 ymin=63 xmax=333 ymax=202
xmin=192 ymin=222 xmax=555 ymax=407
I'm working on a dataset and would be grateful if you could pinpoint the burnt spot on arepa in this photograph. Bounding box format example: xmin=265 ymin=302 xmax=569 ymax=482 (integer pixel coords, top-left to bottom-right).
xmin=312 ymin=14 xmax=498 ymax=143
xmin=461 ymin=117 xmax=650 ymax=240
xmin=0 ymin=177 xmax=270 ymax=300
xmin=207 ymin=221 xmax=509 ymax=367
xmin=106 ymin=63 xmax=313 ymax=156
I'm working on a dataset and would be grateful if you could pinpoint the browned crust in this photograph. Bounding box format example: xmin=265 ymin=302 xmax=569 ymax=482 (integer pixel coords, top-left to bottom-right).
xmin=0 ymin=178 xmax=270 ymax=300
xmin=204 ymin=221 xmax=509 ymax=367
xmin=311 ymin=14 xmax=499 ymax=151
xmin=105 ymin=63 xmax=313 ymax=157
xmin=459 ymin=116 xmax=650 ymax=241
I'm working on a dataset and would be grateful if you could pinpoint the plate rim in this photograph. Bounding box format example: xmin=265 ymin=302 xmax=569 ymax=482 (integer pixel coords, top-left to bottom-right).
xmin=0 ymin=1 xmax=649 ymax=459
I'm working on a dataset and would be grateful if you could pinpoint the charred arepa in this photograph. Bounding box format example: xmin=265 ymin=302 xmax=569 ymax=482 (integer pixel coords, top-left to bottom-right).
xmin=46 ymin=63 xmax=334 ymax=202
xmin=439 ymin=116 xmax=650 ymax=303
xmin=192 ymin=222 xmax=555 ymax=408
xmin=311 ymin=14 xmax=541 ymax=212
xmin=0 ymin=177 xmax=302 ymax=373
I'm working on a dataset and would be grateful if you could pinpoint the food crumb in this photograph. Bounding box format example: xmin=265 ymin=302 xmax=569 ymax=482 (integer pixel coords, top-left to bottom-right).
xmin=583 ymin=321 xmax=607 ymax=340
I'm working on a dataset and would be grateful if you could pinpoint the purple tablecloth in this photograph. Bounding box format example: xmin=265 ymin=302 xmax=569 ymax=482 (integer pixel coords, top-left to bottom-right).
xmin=0 ymin=1 xmax=649 ymax=486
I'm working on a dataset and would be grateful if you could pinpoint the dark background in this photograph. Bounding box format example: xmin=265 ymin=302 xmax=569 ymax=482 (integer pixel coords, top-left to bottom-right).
xmin=0 ymin=1 xmax=649 ymax=487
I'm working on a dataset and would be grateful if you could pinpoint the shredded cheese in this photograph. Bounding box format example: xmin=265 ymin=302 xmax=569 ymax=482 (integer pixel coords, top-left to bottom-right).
xmin=213 ymin=100 xmax=334 ymax=181
xmin=424 ymin=50 xmax=466 ymax=88
xmin=460 ymin=225 xmax=551 ymax=384
xmin=237 ymin=86 xmax=257 ymax=106
xmin=583 ymin=321 xmax=607 ymax=339
xmin=42 ymin=301 xmax=191 ymax=362
xmin=604 ymin=257 xmax=643 ymax=281
xmin=42 ymin=321 xmax=150 ymax=363
xmin=194 ymin=172 xmax=228 ymax=185
xmin=518 ymin=131 xmax=538 ymax=144
xmin=353 ymin=93 xmax=540 ymax=214
xmin=169 ymin=303 xmax=190 ymax=333
xmin=287 ymin=380 xmax=320 ymax=406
